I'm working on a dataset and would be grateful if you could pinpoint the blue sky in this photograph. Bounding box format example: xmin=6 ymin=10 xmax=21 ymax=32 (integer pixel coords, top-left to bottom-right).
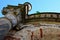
xmin=0 ymin=0 xmax=60 ymax=17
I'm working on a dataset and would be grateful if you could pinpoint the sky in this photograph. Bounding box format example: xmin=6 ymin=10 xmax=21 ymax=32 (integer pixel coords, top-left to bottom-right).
xmin=0 ymin=0 xmax=60 ymax=17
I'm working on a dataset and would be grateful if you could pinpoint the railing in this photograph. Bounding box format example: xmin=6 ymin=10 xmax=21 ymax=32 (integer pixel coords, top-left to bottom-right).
xmin=28 ymin=13 xmax=60 ymax=19
xmin=26 ymin=13 xmax=60 ymax=22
